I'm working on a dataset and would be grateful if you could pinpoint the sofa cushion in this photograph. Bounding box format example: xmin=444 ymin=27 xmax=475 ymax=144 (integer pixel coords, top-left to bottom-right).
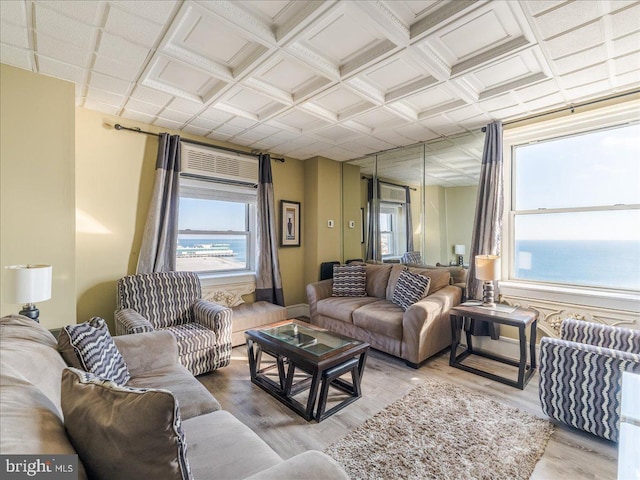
xmin=60 ymin=317 xmax=130 ymax=384
xmin=127 ymin=364 xmax=221 ymax=420
xmin=352 ymin=300 xmax=404 ymax=340
xmin=391 ymin=269 xmax=431 ymax=311
xmin=62 ymin=368 xmax=193 ymax=480
xmin=332 ymin=264 xmax=366 ymax=297
xmin=317 ymin=296 xmax=380 ymax=323
xmin=364 ymin=263 xmax=393 ymax=298
xmin=386 ymin=265 xmax=450 ymax=300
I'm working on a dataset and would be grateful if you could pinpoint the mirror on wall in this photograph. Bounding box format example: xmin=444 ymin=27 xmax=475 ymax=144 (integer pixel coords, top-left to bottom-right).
xmin=342 ymin=130 xmax=485 ymax=267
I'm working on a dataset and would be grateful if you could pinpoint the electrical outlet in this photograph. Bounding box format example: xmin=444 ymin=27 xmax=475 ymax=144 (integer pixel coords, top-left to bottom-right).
xmin=328 ymin=220 xmax=334 ymax=228
xmin=349 ymin=220 xmax=355 ymax=228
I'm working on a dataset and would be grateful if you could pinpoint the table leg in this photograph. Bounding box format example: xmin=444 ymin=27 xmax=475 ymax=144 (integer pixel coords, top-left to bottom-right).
xmin=530 ymin=319 xmax=538 ymax=370
xmin=449 ymin=314 xmax=460 ymax=365
xmin=517 ymin=325 xmax=527 ymax=388
xmin=465 ymin=317 xmax=474 ymax=353
xmin=305 ymin=372 xmax=321 ymax=420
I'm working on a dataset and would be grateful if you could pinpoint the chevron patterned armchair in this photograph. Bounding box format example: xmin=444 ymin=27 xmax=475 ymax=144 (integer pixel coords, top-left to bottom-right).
xmin=539 ymin=318 xmax=640 ymax=441
xmin=115 ymin=272 xmax=232 ymax=376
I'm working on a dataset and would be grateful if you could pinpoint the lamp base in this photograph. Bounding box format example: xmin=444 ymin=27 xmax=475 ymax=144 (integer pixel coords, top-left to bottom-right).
xmin=19 ymin=304 xmax=40 ymax=323
xmin=458 ymin=255 xmax=464 ymax=266
xmin=481 ymin=281 xmax=495 ymax=308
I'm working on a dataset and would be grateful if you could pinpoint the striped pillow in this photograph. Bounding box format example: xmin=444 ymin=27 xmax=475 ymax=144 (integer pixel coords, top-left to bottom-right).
xmin=332 ymin=265 xmax=367 ymax=297
xmin=62 ymin=368 xmax=192 ymax=480
xmin=62 ymin=317 xmax=130 ymax=385
xmin=392 ymin=269 xmax=431 ymax=311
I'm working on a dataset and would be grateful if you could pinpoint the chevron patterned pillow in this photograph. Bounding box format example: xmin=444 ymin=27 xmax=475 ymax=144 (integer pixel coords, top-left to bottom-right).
xmin=332 ymin=264 xmax=367 ymax=297
xmin=62 ymin=317 xmax=130 ymax=385
xmin=62 ymin=368 xmax=192 ymax=480
xmin=392 ymin=269 xmax=431 ymax=311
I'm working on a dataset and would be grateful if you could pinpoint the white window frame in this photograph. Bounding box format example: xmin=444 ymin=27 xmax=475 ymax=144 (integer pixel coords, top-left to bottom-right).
xmin=177 ymin=176 xmax=257 ymax=282
xmin=380 ymin=202 xmax=406 ymax=259
xmin=501 ymin=99 xmax=640 ymax=313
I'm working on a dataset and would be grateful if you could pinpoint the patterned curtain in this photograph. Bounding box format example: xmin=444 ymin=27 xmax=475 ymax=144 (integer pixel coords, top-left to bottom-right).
xmin=137 ymin=133 xmax=181 ymax=273
xmin=255 ymin=154 xmax=285 ymax=306
xmin=466 ymin=121 xmax=504 ymax=338
xmin=405 ymin=186 xmax=414 ymax=252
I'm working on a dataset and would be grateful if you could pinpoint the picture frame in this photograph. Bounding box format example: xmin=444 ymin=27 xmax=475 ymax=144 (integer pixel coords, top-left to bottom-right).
xmin=280 ymin=200 xmax=301 ymax=247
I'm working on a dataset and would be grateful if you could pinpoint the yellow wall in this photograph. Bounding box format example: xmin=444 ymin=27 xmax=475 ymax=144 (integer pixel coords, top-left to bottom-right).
xmin=0 ymin=65 xmax=76 ymax=329
xmin=444 ymin=185 xmax=477 ymax=265
xmin=342 ymin=163 xmax=362 ymax=262
xmin=423 ymin=185 xmax=446 ymax=264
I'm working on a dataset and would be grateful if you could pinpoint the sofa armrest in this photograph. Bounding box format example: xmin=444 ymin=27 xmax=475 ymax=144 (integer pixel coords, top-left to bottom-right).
xmin=560 ymin=318 xmax=640 ymax=354
xmin=114 ymin=308 xmax=154 ymax=336
xmin=539 ymin=337 xmax=640 ymax=441
xmin=306 ymin=279 xmax=333 ymax=323
xmin=242 ymin=451 xmax=348 ymax=480
xmin=113 ymin=330 xmax=179 ymax=377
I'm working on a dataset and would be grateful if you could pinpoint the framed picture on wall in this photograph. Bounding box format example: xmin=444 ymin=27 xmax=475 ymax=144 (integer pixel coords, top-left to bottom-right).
xmin=280 ymin=200 xmax=301 ymax=247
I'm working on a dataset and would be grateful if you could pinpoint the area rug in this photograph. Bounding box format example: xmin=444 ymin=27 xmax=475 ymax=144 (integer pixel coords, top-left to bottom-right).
xmin=325 ymin=378 xmax=553 ymax=480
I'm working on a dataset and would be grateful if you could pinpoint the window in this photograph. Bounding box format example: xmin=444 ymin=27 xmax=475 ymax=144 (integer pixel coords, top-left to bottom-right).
xmin=176 ymin=177 xmax=257 ymax=274
xmin=510 ymin=122 xmax=640 ymax=291
xmin=380 ymin=203 xmax=406 ymax=258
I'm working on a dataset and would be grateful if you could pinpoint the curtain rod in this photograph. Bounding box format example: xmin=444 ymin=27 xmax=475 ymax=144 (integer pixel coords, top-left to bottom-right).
xmin=361 ymin=175 xmax=417 ymax=191
xmin=481 ymin=88 xmax=640 ymax=132
xmin=113 ymin=124 xmax=285 ymax=162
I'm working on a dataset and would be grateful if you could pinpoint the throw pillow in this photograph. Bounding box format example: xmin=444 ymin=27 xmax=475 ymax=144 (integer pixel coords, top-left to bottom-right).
xmin=58 ymin=317 xmax=130 ymax=384
xmin=391 ymin=268 xmax=431 ymax=311
xmin=332 ymin=264 xmax=367 ymax=297
xmin=61 ymin=368 xmax=192 ymax=480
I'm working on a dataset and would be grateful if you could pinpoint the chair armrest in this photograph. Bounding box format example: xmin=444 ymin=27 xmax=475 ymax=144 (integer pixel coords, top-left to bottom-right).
xmin=114 ymin=308 xmax=154 ymax=336
xmin=242 ymin=451 xmax=348 ymax=480
xmin=539 ymin=337 xmax=640 ymax=441
xmin=306 ymin=280 xmax=333 ymax=323
xmin=561 ymin=318 xmax=640 ymax=353
xmin=193 ymin=300 xmax=232 ymax=334
xmin=113 ymin=330 xmax=179 ymax=377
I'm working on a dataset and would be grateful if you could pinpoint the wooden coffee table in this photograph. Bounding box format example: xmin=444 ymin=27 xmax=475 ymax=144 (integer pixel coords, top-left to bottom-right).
xmin=245 ymin=320 xmax=369 ymax=422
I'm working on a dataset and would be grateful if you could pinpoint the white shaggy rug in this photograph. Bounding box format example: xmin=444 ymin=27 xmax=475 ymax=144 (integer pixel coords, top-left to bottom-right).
xmin=325 ymin=378 xmax=553 ymax=480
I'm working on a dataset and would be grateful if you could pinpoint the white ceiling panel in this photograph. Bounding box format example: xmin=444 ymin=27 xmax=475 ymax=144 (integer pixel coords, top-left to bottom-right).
xmin=1 ymin=0 xmax=636 ymax=185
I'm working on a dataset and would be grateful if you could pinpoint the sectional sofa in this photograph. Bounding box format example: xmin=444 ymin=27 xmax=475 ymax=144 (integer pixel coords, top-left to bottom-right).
xmin=0 ymin=314 xmax=347 ymax=479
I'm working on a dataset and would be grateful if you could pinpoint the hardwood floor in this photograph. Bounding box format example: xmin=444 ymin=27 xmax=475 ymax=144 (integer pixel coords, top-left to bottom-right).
xmin=198 ymin=345 xmax=618 ymax=480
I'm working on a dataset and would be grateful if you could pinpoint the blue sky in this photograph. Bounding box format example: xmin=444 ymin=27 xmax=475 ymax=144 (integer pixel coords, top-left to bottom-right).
xmin=179 ymin=198 xmax=245 ymax=231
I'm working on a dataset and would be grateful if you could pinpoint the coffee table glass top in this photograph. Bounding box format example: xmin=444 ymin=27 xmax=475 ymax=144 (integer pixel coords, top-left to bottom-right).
xmin=260 ymin=322 xmax=356 ymax=356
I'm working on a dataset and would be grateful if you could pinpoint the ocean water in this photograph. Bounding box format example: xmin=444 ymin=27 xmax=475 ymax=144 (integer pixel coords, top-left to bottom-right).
xmin=514 ymin=240 xmax=640 ymax=291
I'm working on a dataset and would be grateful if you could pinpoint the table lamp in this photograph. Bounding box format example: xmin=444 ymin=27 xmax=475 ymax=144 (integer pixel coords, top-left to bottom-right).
xmin=4 ymin=264 xmax=52 ymax=322
xmin=454 ymin=245 xmax=465 ymax=266
xmin=475 ymin=255 xmax=500 ymax=307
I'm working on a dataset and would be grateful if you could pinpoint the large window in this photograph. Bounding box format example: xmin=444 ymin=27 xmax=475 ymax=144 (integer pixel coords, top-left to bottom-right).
xmin=510 ymin=122 xmax=640 ymax=291
xmin=176 ymin=177 xmax=257 ymax=274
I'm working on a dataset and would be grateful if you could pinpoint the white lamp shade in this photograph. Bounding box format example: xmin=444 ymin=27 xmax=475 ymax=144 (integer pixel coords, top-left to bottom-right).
xmin=4 ymin=265 xmax=52 ymax=304
xmin=454 ymin=245 xmax=465 ymax=255
xmin=475 ymin=255 xmax=501 ymax=281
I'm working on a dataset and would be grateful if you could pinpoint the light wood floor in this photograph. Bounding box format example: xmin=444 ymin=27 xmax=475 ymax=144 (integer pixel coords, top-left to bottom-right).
xmin=198 ymin=344 xmax=618 ymax=480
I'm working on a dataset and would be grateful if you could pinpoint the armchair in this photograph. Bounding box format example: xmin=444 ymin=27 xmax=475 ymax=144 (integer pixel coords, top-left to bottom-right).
xmin=115 ymin=272 xmax=232 ymax=376
xmin=539 ymin=318 xmax=640 ymax=441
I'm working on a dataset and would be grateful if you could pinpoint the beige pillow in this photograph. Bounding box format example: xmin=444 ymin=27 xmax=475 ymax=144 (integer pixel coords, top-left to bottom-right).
xmin=61 ymin=368 xmax=192 ymax=480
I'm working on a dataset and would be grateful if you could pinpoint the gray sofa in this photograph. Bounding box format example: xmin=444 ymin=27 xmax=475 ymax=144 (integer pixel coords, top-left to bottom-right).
xmin=0 ymin=315 xmax=347 ymax=480
xmin=307 ymin=263 xmax=462 ymax=368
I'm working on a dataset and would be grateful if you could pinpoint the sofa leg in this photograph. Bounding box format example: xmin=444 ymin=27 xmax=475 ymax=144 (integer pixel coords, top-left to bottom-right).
xmin=405 ymin=361 xmax=423 ymax=369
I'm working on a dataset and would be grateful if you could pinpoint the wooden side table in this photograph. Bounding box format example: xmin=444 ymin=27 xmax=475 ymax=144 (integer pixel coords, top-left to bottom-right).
xmin=449 ymin=304 xmax=538 ymax=390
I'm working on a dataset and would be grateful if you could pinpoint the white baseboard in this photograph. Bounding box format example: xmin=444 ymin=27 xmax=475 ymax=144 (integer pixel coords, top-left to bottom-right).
xmin=287 ymin=304 xmax=309 ymax=319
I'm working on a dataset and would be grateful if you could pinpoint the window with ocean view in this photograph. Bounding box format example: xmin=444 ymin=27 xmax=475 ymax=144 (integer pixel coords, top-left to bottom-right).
xmin=511 ymin=122 xmax=640 ymax=291
xmin=176 ymin=177 xmax=257 ymax=274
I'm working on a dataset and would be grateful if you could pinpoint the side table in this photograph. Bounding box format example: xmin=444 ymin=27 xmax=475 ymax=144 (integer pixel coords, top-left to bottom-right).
xmin=449 ymin=303 xmax=538 ymax=390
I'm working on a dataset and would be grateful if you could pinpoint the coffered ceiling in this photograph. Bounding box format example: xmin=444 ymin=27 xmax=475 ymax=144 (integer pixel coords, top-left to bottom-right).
xmin=1 ymin=0 xmax=638 ymax=185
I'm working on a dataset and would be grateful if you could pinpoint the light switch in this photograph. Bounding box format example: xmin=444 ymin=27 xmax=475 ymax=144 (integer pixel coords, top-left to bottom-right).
xmin=328 ymin=220 xmax=334 ymax=228
xmin=349 ymin=220 xmax=355 ymax=228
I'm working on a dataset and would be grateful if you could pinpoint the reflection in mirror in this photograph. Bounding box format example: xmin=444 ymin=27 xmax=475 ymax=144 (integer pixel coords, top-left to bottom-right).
xmin=344 ymin=130 xmax=485 ymax=267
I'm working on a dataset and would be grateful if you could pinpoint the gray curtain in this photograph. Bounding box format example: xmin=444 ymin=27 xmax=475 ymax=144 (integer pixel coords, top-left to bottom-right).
xmin=137 ymin=133 xmax=181 ymax=273
xmin=365 ymin=178 xmax=379 ymax=261
xmin=405 ymin=186 xmax=414 ymax=252
xmin=466 ymin=121 xmax=504 ymax=338
xmin=256 ymin=154 xmax=285 ymax=306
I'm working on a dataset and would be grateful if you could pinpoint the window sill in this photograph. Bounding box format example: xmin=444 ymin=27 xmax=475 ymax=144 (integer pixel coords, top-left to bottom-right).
xmin=499 ymin=280 xmax=640 ymax=313
xmin=198 ymin=271 xmax=256 ymax=287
